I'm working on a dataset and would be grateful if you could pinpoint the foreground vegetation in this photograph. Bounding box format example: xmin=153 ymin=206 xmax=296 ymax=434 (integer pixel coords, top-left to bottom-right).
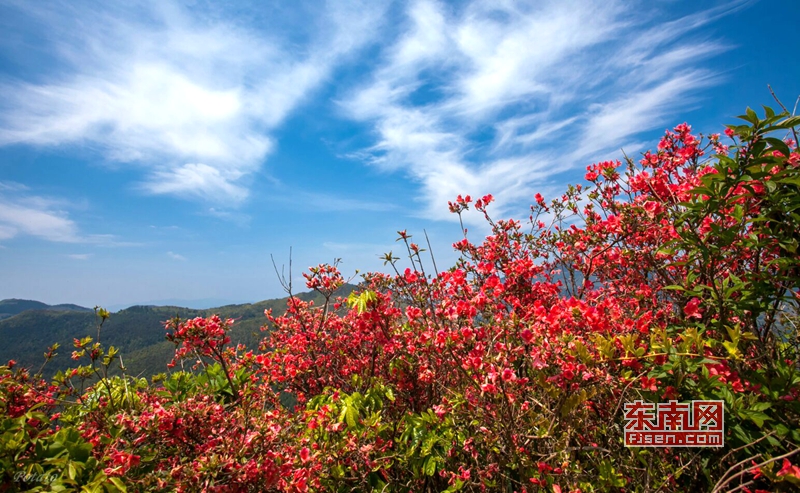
xmin=2 ymin=105 xmax=800 ymax=492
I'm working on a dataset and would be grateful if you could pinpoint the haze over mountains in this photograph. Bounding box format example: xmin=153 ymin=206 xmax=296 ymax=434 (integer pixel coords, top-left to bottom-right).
xmin=0 ymin=286 xmax=357 ymax=380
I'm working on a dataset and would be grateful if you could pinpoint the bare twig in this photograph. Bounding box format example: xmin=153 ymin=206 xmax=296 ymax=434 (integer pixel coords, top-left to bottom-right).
xmin=424 ymin=229 xmax=439 ymax=277
xmin=768 ymin=84 xmax=799 ymax=146
xmin=719 ymin=431 xmax=776 ymax=465
xmin=712 ymin=445 xmax=800 ymax=493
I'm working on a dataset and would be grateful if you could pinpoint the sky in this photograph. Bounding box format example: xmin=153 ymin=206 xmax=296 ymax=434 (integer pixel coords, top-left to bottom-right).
xmin=0 ymin=0 xmax=798 ymax=309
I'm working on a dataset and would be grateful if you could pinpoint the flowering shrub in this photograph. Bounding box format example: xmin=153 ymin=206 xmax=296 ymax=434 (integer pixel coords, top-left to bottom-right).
xmin=1 ymin=105 xmax=799 ymax=491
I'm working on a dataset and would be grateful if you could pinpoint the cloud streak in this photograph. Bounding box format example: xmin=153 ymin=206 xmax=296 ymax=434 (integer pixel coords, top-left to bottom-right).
xmin=0 ymin=181 xmax=135 ymax=245
xmin=341 ymin=0 xmax=740 ymax=222
xmin=167 ymin=251 xmax=187 ymax=261
xmin=0 ymin=189 xmax=80 ymax=243
xmin=0 ymin=0 xmax=389 ymax=206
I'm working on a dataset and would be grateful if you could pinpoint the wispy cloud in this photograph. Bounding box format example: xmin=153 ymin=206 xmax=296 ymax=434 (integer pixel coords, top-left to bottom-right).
xmin=292 ymin=191 xmax=399 ymax=213
xmin=149 ymin=225 xmax=181 ymax=231
xmin=0 ymin=184 xmax=82 ymax=242
xmin=67 ymin=253 xmax=93 ymax=260
xmin=167 ymin=251 xmax=187 ymax=261
xmin=85 ymin=235 xmax=144 ymax=248
xmin=323 ymin=241 xmax=394 ymax=253
xmin=341 ymin=0 xmax=742 ymax=222
xmin=0 ymin=0 xmax=390 ymax=206
xmin=0 ymin=225 xmax=18 ymax=241
xmin=206 ymin=207 xmax=251 ymax=227
xmin=0 ymin=181 xmax=130 ymax=245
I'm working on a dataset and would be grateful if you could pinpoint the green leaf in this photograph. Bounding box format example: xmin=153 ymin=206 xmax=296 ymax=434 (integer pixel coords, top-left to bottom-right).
xmin=345 ymin=404 xmax=358 ymax=428
xmin=422 ymin=456 xmax=437 ymax=476
xmin=346 ymin=290 xmax=378 ymax=314
xmin=777 ymin=115 xmax=800 ymax=129
xmin=738 ymin=409 xmax=771 ymax=428
xmin=740 ymin=107 xmax=759 ymax=124
xmin=108 ymin=477 xmax=127 ymax=493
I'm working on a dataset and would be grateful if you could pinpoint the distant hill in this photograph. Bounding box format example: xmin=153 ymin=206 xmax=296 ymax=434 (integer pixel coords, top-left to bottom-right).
xmin=0 ymin=285 xmax=359 ymax=380
xmin=0 ymin=298 xmax=93 ymax=320
xmin=105 ymin=298 xmax=241 ymax=312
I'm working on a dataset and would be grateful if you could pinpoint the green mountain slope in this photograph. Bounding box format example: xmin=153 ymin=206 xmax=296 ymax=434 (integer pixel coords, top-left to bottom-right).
xmin=0 ymin=285 xmax=358 ymax=379
xmin=0 ymin=298 xmax=93 ymax=320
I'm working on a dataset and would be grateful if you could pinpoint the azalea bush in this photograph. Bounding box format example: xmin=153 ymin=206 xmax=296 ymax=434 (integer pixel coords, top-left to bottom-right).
xmin=2 ymin=105 xmax=800 ymax=492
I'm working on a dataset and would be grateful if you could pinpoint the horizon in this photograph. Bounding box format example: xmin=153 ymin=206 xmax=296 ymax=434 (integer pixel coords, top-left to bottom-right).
xmin=1 ymin=0 xmax=799 ymax=308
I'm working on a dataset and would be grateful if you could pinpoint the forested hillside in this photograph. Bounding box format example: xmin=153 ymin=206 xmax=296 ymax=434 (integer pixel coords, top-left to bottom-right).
xmin=0 ymin=286 xmax=357 ymax=379
xmin=0 ymin=299 xmax=92 ymax=320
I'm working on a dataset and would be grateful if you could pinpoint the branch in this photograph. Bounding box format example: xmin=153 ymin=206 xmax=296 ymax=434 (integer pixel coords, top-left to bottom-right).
xmin=712 ymin=445 xmax=800 ymax=493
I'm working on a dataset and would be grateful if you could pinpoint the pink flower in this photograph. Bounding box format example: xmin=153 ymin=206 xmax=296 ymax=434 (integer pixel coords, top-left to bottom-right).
xmin=643 ymin=201 xmax=661 ymax=217
xmin=406 ymin=306 xmax=423 ymax=320
xmin=640 ymin=376 xmax=658 ymax=391
xmin=520 ymin=328 xmax=534 ymax=344
xmin=777 ymin=458 xmax=800 ymax=479
xmin=748 ymin=460 xmax=763 ymax=479
xmin=481 ymin=383 xmax=497 ymax=394
xmin=684 ymin=298 xmax=703 ymax=319
xmin=502 ymin=368 xmax=516 ymax=382
xmin=299 ymin=446 xmax=311 ymax=463
xmin=531 ymin=355 xmax=547 ymax=370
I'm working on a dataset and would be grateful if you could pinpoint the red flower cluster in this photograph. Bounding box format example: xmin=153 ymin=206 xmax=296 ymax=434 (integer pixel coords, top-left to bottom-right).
xmin=3 ymin=107 xmax=799 ymax=492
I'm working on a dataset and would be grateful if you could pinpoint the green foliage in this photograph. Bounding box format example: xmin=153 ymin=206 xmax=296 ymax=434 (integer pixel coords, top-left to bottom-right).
xmin=0 ymin=406 xmax=117 ymax=492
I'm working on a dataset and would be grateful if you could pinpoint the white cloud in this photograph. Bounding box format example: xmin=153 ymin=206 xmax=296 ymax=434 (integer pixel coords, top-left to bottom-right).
xmin=342 ymin=0 xmax=741 ymax=222
xmin=84 ymin=235 xmax=144 ymax=248
xmin=292 ymin=191 xmax=399 ymax=213
xmin=323 ymin=241 xmax=393 ymax=253
xmin=206 ymin=207 xmax=251 ymax=227
xmin=144 ymin=163 xmax=250 ymax=203
xmin=0 ymin=193 xmax=81 ymax=243
xmin=167 ymin=251 xmax=187 ymax=261
xmin=68 ymin=253 xmax=93 ymax=260
xmin=0 ymin=225 xmax=18 ymax=241
xmin=0 ymin=182 xmax=130 ymax=245
xmin=574 ymin=71 xmax=719 ymax=161
xmin=0 ymin=0 xmax=390 ymax=205
xmin=0 ymin=181 xmax=29 ymax=192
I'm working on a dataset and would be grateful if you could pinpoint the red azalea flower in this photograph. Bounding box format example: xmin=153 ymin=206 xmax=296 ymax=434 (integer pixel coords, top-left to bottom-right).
xmin=684 ymin=298 xmax=703 ymax=319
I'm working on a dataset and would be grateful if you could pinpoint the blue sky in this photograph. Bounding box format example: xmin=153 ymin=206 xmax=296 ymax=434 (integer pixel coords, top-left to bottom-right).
xmin=0 ymin=0 xmax=797 ymax=309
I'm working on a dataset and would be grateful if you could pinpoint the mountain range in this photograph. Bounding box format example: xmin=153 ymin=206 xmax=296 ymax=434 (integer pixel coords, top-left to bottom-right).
xmin=0 ymin=299 xmax=93 ymax=320
xmin=0 ymin=286 xmax=357 ymax=380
